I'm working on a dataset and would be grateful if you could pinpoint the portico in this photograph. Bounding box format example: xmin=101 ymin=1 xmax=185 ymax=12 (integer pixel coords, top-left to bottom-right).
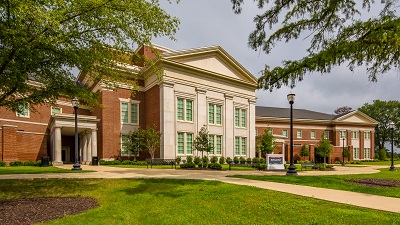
xmin=49 ymin=114 xmax=99 ymax=165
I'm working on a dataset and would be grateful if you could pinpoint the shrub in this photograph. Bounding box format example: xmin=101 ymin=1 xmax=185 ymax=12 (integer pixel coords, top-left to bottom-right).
xmin=175 ymin=156 xmax=182 ymax=165
xmin=111 ymin=160 xmax=122 ymax=165
xmin=239 ymin=157 xmax=246 ymax=164
xmin=233 ymin=156 xmax=239 ymax=164
xmin=180 ymin=162 xmax=195 ymax=169
xmin=208 ymin=163 xmax=222 ymax=170
xmin=121 ymin=160 xmax=131 ymax=165
xmin=260 ymin=158 xmax=266 ymax=164
xmin=187 ymin=156 xmax=193 ymax=164
xmin=226 ymin=157 xmax=232 ymax=164
xmin=202 ymin=156 xmax=209 ymax=165
xmin=252 ymin=157 xmax=260 ymax=164
xmin=194 ymin=156 xmax=201 ymax=165
xmin=246 ymin=157 xmax=252 ymax=164
xmin=0 ymin=161 xmax=6 ymax=167
xmin=35 ymin=160 xmax=42 ymax=166
xmin=256 ymin=164 xmax=267 ymax=170
xmin=219 ymin=156 xmax=225 ymax=164
xmin=23 ymin=160 xmax=36 ymax=166
xmin=99 ymin=159 xmax=108 ymax=165
xmin=10 ymin=161 xmax=23 ymax=166
xmin=210 ymin=156 xmax=218 ymax=164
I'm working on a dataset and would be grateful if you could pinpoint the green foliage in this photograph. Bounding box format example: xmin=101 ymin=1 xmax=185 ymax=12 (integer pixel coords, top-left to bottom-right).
xmin=193 ymin=156 xmax=201 ymax=165
xmin=179 ymin=162 xmax=195 ymax=169
xmin=255 ymin=164 xmax=267 ymax=171
xmin=99 ymin=160 xmax=147 ymax=166
xmin=175 ymin=156 xmax=181 ymax=165
xmin=239 ymin=157 xmax=246 ymax=164
xmin=343 ymin=147 xmax=351 ymax=160
xmin=334 ymin=106 xmax=353 ymax=115
xmin=378 ymin=149 xmax=387 ymax=161
xmin=0 ymin=161 xmax=6 ymax=167
xmin=123 ymin=129 xmax=143 ymax=160
xmin=252 ymin=157 xmax=260 ymax=164
xmin=260 ymin=158 xmax=266 ymax=164
xmin=300 ymin=144 xmax=310 ymax=160
xmin=208 ymin=163 xmax=222 ymax=170
xmin=202 ymin=156 xmax=209 ymax=166
xmin=193 ymin=126 xmax=213 ymax=158
xmin=233 ymin=156 xmax=239 ymax=164
xmin=210 ymin=156 xmax=218 ymax=164
xmin=9 ymin=161 xmax=23 ymax=166
xmin=246 ymin=157 xmax=252 ymax=164
xmin=316 ymin=136 xmax=333 ymax=167
xmin=359 ymin=100 xmax=400 ymax=150
xmin=186 ymin=156 xmax=193 ymax=164
xmin=256 ymin=129 xmax=275 ymax=155
xmin=141 ymin=126 xmax=161 ymax=160
xmin=0 ymin=0 xmax=179 ymax=111
xmin=219 ymin=156 xmax=225 ymax=165
xmin=232 ymin=1 xmax=400 ymax=91
xmin=226 ymin=157 xmax=232 ymax=164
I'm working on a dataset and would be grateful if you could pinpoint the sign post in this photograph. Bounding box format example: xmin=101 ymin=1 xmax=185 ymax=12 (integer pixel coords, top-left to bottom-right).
xmin=267 ymin=154 xmax=285 ymax=170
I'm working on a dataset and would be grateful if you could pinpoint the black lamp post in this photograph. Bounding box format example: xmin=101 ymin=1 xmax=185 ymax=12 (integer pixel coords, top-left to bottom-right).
xmin=71 ymin=97 xmax=82 ymax=170
xmin=342 ymin=137 xmax=346 ymax=166
xmin=389 ymin=122 xmax=396 ymax=171
xmin=286 ymin=93 xmax=297 ymax=176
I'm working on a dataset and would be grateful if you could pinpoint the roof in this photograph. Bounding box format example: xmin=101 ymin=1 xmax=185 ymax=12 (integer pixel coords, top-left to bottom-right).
xmin=256 ymin=106 xmax=336 ymax=121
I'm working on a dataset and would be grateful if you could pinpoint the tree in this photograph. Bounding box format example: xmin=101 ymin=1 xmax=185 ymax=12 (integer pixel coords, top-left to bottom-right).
xmin=141 ymin=126 xmax=161 ymax=161
xmin=122 ymin=128 xmax=143 ymax=161
xmin=0 ymin=0 xmax=179 ymax=112
xmin=343 ymin=147 xmax=351 ymax=161
xmin=256 ymin=129 xmax=275 ymax=157
xmin=300 ymin=144 xmax=309 ymax=161
xmin=315 ymin=136 xmax=332 ymax=168
xmin=231 ymin=1 xmax=400 ymax=91
xmin=358 ymin=100 xmax=400 ymax=150
xmin=378 ymin=148 xmax=387 ymax=161
xmin=192 ymin=126 xmax=213 ymax=164
xmin=334 ymin=106 xmax=353 ymax=115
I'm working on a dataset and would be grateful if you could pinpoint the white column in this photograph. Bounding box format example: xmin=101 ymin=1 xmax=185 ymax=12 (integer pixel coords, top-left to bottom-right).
xmin=82 ymin=134 xmax=88 ymax=163
xmin=160 ymin=82 xmax=175 ymax=159
xmin=50 ymin=130 xmax=54 ymax=162
xmin=53 ymin=126 xmax=63 ymax=165
xmin=86 ymin=131 xmax=92 ymax=165
xmin=248 ymin=99 xmax=256 ymax=158
xmin=224 ymin=94 xmax=234 ymax=158
xmin=196 ymin=88 xmax=207 ymax=130
xmin=91 ymin=129 xmax=98 ymax=157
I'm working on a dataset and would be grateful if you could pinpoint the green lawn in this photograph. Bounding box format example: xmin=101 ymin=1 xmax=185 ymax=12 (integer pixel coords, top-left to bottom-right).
xmin=0 ymin=166 xmax=93 ymax=175
xmin=109 ymin=164 xmax=256 ymax=171
xmin=0 ymin=178 xmax=399 ymax=225
xmin=232 ymin=169 xmax=400 ymax=198
xmin=353 ymin=160 xmax=400 ymax=166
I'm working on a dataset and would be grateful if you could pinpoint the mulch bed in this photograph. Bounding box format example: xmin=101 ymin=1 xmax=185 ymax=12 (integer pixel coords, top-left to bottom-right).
xmin=0 ymin=196 xmax=98 ymax=225
xmin=349 ymin=178 xmax=400 ymax=188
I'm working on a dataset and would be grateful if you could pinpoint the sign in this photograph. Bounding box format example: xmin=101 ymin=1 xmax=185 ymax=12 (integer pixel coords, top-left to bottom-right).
xmin=267 ymin=154 xmax=285 ymax=170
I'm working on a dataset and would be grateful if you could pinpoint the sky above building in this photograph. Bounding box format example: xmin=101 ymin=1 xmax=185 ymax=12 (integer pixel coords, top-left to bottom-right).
xmin=154 ymin=0 xmax=400 ymax=115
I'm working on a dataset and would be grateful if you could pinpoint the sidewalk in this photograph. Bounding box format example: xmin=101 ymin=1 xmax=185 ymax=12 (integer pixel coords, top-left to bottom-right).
xmin=1 ymin=164 xmax=399 ymax=213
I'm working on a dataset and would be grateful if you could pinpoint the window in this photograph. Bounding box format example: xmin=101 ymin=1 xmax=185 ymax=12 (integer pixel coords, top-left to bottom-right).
xmin=216 ymin=136 xmax=222 ymax=155
xmin=323 ymin=131 xmax=329 ymax=139
xmin=339 ymin=131 xmax=346 ymax=139
xmin=177 ymin=98 xmax=193 ymax=122
xmin=121 ymin=102 xmax=138 ymax=124
xmin=364 ymin=132 xmax=371 ymax=140
xmin=177 ymin=132 xmax=193 ymax=155
xmin=209 ymin=134 xmax=223 ymax=155
xmin=352 ymin=131 xmax=359 ymax=139
xmin=235 ymin=137 xmax=247 ymax=156
xmin=364 ymin=148 xmax=371 ymax=159
xmin=297 ymin=130 xmax=302 ymax=138
xmin=283 ymin=130 xmax=288 ymax=137
xmin=209 ymin=135 xmax=214 ymax=154
xmin=209 ymin=104 xmax=222 ymax=125
xmin=121 ymin=135 xmax=129 ymax=155
xmin=268 ymin=129 xmax=273 ymax=135
xmin=51 ymin=107 xmax=61 ymax=115
xmin=311 ymin=131 xmax=316 ymax=139
xmin=353 ymin=148 xmax=359 ymax=159
xmin=16 ymin=104 xmax=30 ymax=118
xmin=235 ymin=108 xmax=247 ymax=128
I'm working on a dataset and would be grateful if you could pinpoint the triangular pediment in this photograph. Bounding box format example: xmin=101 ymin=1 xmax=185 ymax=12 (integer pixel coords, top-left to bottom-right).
xmin=334 ymin=111 xmax=378 ymax=124
xmin=161 ymin=46 xmax=257 ymax=84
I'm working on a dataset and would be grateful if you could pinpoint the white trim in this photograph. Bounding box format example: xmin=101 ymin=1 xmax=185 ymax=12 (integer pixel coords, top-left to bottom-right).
xmin=16 ymin=130 xmax=46 ymax=135
xmin=56 ymin=100 xmax=91 ymax=110
xmin=0 ymin=118 xmax=48 ymax=126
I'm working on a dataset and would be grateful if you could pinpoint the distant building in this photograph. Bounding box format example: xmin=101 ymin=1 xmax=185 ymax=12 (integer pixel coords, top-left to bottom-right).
xmin=255 ymin=106 xmax=378 ymax=163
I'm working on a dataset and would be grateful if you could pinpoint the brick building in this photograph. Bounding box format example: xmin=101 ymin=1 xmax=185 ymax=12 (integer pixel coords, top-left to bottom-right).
xmin=0 ymin=44 xmax=258 ymax=165
xmin=256 ymin=106 xmax=378 ymax=163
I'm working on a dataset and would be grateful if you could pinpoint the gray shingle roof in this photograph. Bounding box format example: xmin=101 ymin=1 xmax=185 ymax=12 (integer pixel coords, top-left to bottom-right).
xmin=256 ymin=106 xmax=337 ymax=121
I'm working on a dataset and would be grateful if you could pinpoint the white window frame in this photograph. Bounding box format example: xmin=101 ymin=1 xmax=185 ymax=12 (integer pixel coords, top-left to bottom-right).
xmin=177 ymin=132 xmax=193 ymax=155
xmin=120 ymin=99 xmax=140 ymax=125
xmin=364 ymin=148 xmax=371 ymax=159
xmin=209 ymin=134 xmax=223 ymax=155
xmin=283 ymin=130 xmax=288 ymax=137
xmin=297 ymin=130 xmax=302 ymax=138
xmin=234 ymin=107 xmax=247 ymax=128
xmin=234 ymin=136 xmax=247 ymax=156
xmin=353 ymin=148 xmax=359 ymax=159
xmin=311 ymin=131 xmax=316 ymax=139
xmin=16 ymin=103 xmax=30 ymax=118
xmin=177 ymin=98 xmax=193 ymax=122
xmin=352 ymin=131 xmax=359 ymax=139
xmin=51 ymin=107 xmax=62 ymax=115
xmin=364 ymin=131 xmax=371 ymax=140
xmin=121 ymin=135 xmax=129 ymax=156
xmin=339 ymin=131 xmax=346 ymax=139
xmin=323 ymin=131 xmax=329 ymax=139
xmin=208 ymin=103 xmax=222 ymax=125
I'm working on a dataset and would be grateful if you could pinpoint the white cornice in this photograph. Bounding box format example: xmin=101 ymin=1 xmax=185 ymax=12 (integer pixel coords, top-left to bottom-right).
xmin=0 ymin=118 xmax=48 ymax=126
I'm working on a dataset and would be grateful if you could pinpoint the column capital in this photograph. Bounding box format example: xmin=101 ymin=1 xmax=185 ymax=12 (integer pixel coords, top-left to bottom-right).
xmin=196 ymin=87 xmax=207 ymax=94
xmin=224 ymin=94 xmax=233 ymax=100
xmin=159 ymin=81 xmax=174 ymax=88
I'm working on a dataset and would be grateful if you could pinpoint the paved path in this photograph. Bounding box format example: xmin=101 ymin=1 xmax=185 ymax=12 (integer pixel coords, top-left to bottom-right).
xmin=1 ymin=164 xmax=399 ymax=213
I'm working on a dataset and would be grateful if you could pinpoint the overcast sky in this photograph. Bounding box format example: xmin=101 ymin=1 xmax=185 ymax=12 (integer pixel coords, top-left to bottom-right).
xmin=154 ymin=0 xmax=400 ymax=115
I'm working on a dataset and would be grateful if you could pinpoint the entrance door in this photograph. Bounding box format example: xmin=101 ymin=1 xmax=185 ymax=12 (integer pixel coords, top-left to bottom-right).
xmin=62 ymin=146 xmax=70 ymax=163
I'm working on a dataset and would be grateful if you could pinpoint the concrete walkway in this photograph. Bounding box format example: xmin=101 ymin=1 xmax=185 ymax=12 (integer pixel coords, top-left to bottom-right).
xmin=1 ymin=164 xmax=399 ymax=213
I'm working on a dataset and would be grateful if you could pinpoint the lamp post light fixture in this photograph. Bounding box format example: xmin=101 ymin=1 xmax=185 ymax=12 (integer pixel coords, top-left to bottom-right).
xmin=342 ymin=137 xmax=346 ymax=166
xmin=286 ymin=93 xmax=298 ymax=176
xmin=71 ymin=97 xmax=82 ymax=170
xmin=389 ymin=122 xmax=396 ymax=171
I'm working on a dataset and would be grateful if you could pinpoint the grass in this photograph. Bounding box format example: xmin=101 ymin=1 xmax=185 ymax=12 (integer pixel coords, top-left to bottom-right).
xmin=0 ymin=178 xmax=399 ymax=225
xmin=0 ymin=166 xmax=93 ymax=175
xmin=109 ymin=164 xmax=256 ymax=171
xmin=354 ymin=160 xmax=400 ymax=166
xmin=232 ymin=169 xmax=400 ymax=198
